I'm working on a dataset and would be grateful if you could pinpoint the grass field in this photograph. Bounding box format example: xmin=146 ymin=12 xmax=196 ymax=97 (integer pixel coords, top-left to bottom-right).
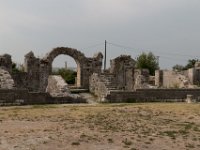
xmin=0 ymin=103 xmax=200 ymax=150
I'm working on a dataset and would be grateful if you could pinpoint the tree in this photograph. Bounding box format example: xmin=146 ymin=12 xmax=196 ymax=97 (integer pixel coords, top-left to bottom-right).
xmin=52 ymin=68 xmax=77 ymax=84
xmin=172 ymin=59 xmax=199 ymax=71
xmin=172 ymin=64 xmax=185 ymax=71
xmin=184 ymin=59 xmax=198 ymax=70
xmin=136 ymin=52 xmax=159 ymax=75
xmin=12 ymin=62 xmax=22 ymax=73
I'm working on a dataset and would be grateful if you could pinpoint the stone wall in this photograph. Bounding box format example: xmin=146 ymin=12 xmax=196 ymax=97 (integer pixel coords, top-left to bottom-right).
xmin=190 ymin=62 xmax=200 ymax=85
xmin=0 ymin=54 xmax=12 ymax=73
xmin=106 ymin=89 xmax=200 ymax=102
xmin=0 ymin=89 xmax=86 ymax=105
xmin=110 ymin=55 xmax=135 ymax=90
xmin=89 ymin=73 xmax=110 ymax=101
xmin=155 ymin=70 xmax=194 ymax=88
xmin=41 ymin=47 xmax=103 ymax=91
xmin=23 ymin=51 xmax=41 ymax=91
xmin=0 ymin=68 xmax=15 ymax=89
xmin=11 ymin=72 xmax=28 ymax=89
xmin=22 ymin=47 xmax=103 ymax=92
xmin=0 ymin=47 xmax=103 ymax=93
xmin=155 ymin=62 xmax=200 ymax=88
xmin=134 ymin=69 xmax=152 ymax=89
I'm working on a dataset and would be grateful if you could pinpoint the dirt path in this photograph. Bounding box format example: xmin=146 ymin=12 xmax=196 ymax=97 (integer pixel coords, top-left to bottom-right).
xmin=0 ymin=103 xmax=200 ymax=150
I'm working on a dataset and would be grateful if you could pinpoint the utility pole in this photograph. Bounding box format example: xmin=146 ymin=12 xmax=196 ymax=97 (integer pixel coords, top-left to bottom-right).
xmin=104 ymin=40 xmax=107 ymax=71
xmin=156 ymin=56 xmax=160 ymax=66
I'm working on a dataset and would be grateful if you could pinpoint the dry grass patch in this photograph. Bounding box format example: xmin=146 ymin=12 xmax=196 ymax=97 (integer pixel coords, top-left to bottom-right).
xmin=0 ymin=103 xmax=199 ymax=150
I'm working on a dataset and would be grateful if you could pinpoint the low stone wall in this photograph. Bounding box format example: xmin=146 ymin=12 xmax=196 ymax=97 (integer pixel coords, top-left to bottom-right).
xmin=0 ymin=89 xmax=86 ymax=106
xmin=106 ymin=89 xmax=200 ymax=103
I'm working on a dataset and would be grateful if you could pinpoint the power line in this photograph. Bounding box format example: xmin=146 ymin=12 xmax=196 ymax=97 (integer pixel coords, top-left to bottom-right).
xmin=82 ymin=42 xmax=104 ymax=50
xmin=104 ymin=40 xmax=107 ymax=71
xmin=81 ymin=41 xmax=198 ymax=65
xmin=159 ymin=55 xmax=189 ymax=62
xmin=107 ymin=41 xmax=200 ymax=58
xmin=107 ymin=42 xmax=137 ymax=52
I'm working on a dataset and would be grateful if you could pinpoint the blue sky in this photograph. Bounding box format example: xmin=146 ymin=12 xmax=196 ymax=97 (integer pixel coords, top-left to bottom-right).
xmin=0 ymin=0 xmax=200 ymax=69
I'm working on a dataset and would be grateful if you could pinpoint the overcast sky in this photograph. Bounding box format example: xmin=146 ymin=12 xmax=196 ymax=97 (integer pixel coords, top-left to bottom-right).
xmin=0 ymin=0 xmax=200 ymax=69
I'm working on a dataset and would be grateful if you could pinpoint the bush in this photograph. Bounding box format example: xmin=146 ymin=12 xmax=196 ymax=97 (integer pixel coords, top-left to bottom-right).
xmin=53 ymin=68 xmax=77 ymax=84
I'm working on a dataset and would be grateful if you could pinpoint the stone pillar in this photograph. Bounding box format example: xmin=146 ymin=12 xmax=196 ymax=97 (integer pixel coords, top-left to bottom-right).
xmin=188 ymin=68 xmax=195 ymax=84
xmin=155 ymin=70 xmax=163 ymax=87
xmin=24 ymin=51 xmax=41 ymax=91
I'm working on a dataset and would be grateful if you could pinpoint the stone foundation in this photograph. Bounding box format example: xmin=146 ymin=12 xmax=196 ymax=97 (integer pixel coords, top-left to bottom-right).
xmin=0 ymin=89 xmax=86 ymax=106
xmin=106 ymin=89 xmax=200 ymax=102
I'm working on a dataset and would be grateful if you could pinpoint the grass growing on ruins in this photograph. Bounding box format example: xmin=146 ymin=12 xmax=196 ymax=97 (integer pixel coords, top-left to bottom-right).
xmin=0 ymin=103 xmax=200 ymax=150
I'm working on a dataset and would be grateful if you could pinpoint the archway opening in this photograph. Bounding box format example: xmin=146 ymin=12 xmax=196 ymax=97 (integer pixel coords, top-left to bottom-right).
xmin=51 ymin=54 xmax=81 ymax=88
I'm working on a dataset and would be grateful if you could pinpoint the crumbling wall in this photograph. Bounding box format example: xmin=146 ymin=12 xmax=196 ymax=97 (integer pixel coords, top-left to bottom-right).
xmin=155 ymin=70 xmax=195 ymax=88
xmin=0 ymin=54 xmax=12 ymax=73
xmin=24 ymin=51 xmax=41 ymax=91
xmin=11 ymin=72 xmax=28 ymax=89
xmin=193 ymin=62 xmax=200 ymax=85
xmin=42 ymin=47 xmax=103 ymax=91
xmin=46 ymin=75 xmax=71 ymax=97
xmin=89 ymin=73 xmax=110 ymax=101
xmin=110 ymin=55 xmax=135 ymax=90
xmin=0 ymin=47 xmax=103 ymax=92
xmin=155 ymin=62 xmax=200 ymax=88
xmin=0 ymin=68 xmax=15 ymax=89
xmin=134 ymin=69 xmax=153 ymax=89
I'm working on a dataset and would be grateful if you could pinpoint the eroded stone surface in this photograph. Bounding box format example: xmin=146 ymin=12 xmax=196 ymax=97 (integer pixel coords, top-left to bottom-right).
xmin=0 ymin=54 xmax=12 ymax=73
xmin=46 ymin=75 xmax=70 ymax=97
xmin=0 ymin=68 xmax=14 ymax=89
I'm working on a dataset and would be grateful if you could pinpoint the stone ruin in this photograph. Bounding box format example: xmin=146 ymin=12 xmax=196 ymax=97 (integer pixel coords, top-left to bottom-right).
xmin=0 ymin=47 xmax=103 ymax=105
xmin=0 ymin=68 xmax=15 ymax=89
xmin=155 ymin=62 xmax=200 ymax=89
xmin=89 ymin=55 xmax=200 ymax=102
xmin=0 ymin=47 xmax=200 ymax=104
xmin=46 ymin=75 xmax=71 ymax=97
xmin=10 ymin=47 xmax=103 ymax=93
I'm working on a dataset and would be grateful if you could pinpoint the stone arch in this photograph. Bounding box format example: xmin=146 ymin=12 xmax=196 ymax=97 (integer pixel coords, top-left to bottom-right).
xmin=37 ymin=47 xmax=103 ymax=92
xmin=43 ymin=47 xmax=87 ymax=87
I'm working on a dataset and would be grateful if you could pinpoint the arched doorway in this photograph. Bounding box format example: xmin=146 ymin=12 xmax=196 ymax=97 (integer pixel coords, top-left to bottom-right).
xmin=43 ymin=47 xmax=87 ymax=88
xmin=52 ymin=54 xmax=79 ymax=87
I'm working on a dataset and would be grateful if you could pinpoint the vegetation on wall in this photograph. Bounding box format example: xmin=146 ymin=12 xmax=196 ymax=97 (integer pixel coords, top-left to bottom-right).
xmin=136 ymin=52 xmax=159 ymax=75
xmin=52 ymin=68 xmax=77 ymax=84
